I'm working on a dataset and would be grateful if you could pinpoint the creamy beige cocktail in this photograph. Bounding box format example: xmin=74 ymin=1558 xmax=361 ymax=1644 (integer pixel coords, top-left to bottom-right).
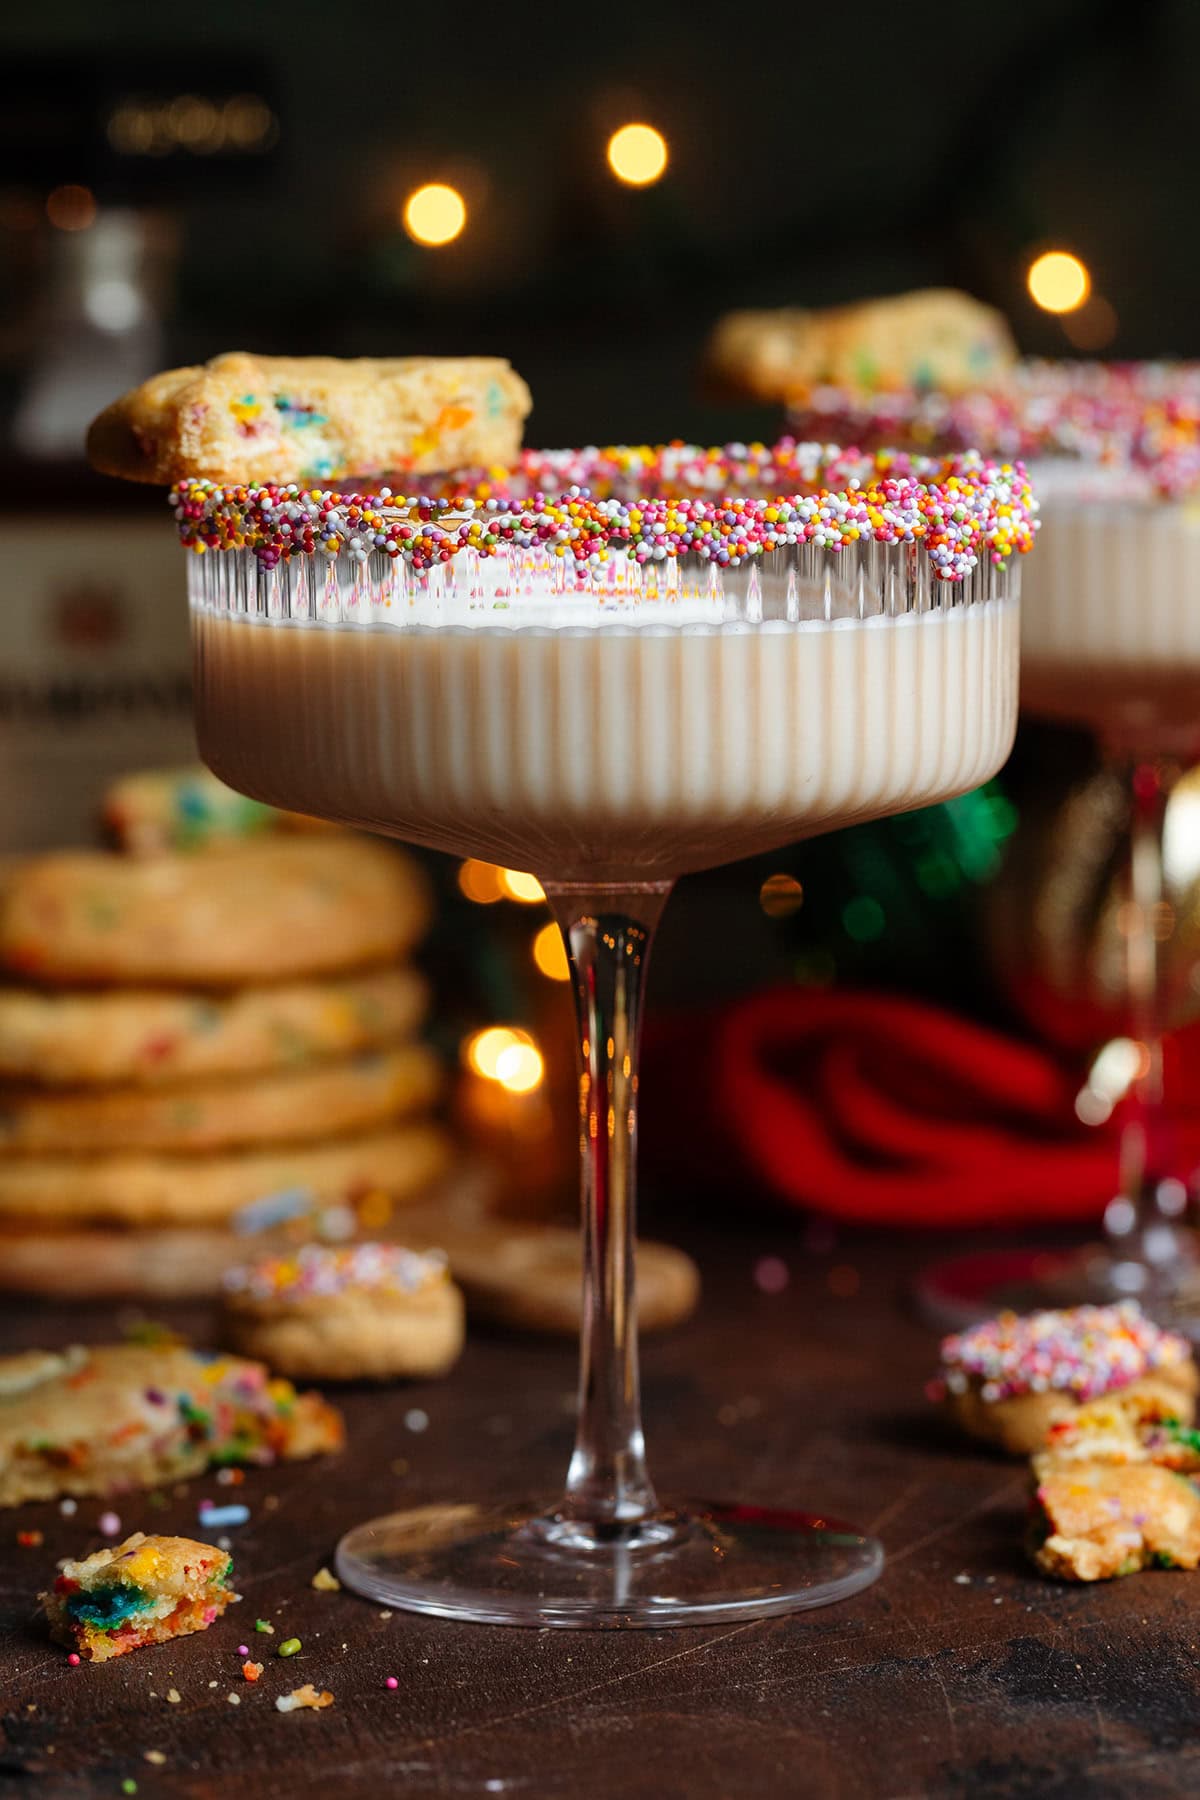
xmin=174 ymin=444 xmax=1035 ymax=1628
xmin=194 ymin=593 xmax=1018 ymax=883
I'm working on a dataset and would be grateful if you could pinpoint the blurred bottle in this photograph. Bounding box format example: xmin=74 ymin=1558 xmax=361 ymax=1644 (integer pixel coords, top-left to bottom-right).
xmin=12 ymin=207 xmax=174 ymax=459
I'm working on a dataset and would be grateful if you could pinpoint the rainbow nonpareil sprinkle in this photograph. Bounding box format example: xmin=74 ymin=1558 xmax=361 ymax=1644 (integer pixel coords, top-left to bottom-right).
xmin=937 ymin=1301 xmax=1192 ymax=1405
xmin=788 ymin=362 xmax=1200 ymax=499
xmin=223 ymin=1242 xmax=448 ymax=1304
xmin=169 ymin=442 xmax=1037 ymax=581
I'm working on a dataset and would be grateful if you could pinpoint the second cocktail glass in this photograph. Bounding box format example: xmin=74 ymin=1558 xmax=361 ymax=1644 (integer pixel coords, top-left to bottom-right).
xmin=177 ymin=442 xmax=1030 ymax=1625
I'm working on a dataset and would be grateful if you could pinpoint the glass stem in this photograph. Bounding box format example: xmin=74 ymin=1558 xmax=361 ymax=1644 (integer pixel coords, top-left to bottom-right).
xmin=1106 ymin=755 xmax=1185 ymax=1265
xmin=545 ymin=882 xmax=672 ymax=1529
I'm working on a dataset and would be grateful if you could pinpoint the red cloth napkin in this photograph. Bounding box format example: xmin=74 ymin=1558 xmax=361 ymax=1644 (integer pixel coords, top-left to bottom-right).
xmin=642 ymin=989 xmax=1200 ymax=1229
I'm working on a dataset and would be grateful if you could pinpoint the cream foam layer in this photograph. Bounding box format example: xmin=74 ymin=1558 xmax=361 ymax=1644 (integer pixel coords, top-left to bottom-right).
xmin=193 ymin=601 xmax=1019 ymax=882
xmin=1020 ymin=493 xmax=1200 ymax=749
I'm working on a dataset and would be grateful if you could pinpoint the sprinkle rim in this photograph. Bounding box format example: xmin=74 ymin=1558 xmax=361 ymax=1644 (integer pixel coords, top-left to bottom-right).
xmin=787 ymin=361 xmax=1200 ymax=499
xmin=170 ymin=440 xmax=1037 ymax=582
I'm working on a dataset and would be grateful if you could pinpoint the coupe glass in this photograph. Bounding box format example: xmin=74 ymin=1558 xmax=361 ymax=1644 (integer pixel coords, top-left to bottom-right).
xmin=924 ymin=471 xmax=1200 ymax=1326
xmin=791 ymin=366 xmax=1200 ymax=1328
xmin=179 ymin=445 xmax=1026 ymax=1626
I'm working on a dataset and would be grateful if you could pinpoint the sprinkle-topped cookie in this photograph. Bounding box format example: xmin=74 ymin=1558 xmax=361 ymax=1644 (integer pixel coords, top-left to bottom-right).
xmin=170 ymin=442 xmax=1037 ymax=580
xmin=222 ymin=1242 xmax=464 ymax=1380
xmin=789 ymin=362 xmax=1200 ymax=499
xmin=939 ymin=1302 xmax=1193 ymax=1405
xmin=224 ymin=1242 xmax=450 ymax=1304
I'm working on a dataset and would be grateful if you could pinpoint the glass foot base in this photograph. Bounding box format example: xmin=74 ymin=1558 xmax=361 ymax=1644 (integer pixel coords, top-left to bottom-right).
xmin=335 ymin=1497 xmax=883 ymax=1628
xmin=915 ymin=1237 xmax=1200 ymax=1341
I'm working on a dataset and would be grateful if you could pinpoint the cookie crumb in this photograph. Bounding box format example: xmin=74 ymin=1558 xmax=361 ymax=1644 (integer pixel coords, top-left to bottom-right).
xmin=276 ymin=1684 xmax=333 ymax=1713
xmin=166 ymin=1689 xmax=181 ymax=1705
xmin=311 ymin=1567 xmax=340 ymax=1592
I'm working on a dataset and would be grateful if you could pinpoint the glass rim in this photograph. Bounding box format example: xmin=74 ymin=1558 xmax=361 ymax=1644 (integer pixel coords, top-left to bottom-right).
xmin=786 ymin=358 xmax=1200 ymax=500
xmin=170 ymin=439 xmax=1037 ymax=584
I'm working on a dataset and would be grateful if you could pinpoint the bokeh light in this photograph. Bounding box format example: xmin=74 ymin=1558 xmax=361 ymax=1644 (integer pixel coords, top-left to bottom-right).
xmin=1061 ymin=294 xmax=1119 ymax=351
xmin=532 ymin=921 xmax=570 ymax=981
xmin=45 ymin=185 xmax=96 ymax=232
xmin=606 ymin=123 xmax=668 ymax=187
xmin=463 ymin=1025 xmax=545 ymax=1092
xmin=759 ymin=873 xmax=804 ymax=918
xmin=1027 ymin=250 xmax=1091 ymax=314
xmin=494 ymin=1041 xmax=544 ymax=1092
xmin=403 ymin=182 xmax=467 ymax=246
xmin=458 ymin=859 xmax=506 ymax=904
xmin=498 ymin=869 xmax=545 ymax=903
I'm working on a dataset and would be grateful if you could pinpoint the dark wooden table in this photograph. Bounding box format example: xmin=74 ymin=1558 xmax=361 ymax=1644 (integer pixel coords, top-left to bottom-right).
xmin=0 ymin=1222 xmax=1194 ymax=1800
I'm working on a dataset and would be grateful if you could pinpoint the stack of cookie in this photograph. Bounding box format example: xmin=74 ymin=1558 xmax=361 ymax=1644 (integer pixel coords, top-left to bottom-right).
xmin=0 ymin=771 xmax=452 ymax=1298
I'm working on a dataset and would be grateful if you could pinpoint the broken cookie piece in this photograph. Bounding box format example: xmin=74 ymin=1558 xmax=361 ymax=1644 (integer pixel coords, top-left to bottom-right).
xmin=43 ymin=1532 xmax=236 ymax=1662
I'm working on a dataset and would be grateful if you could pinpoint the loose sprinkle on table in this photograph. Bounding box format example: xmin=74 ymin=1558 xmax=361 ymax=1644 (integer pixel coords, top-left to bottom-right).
xmin=386 ymin=1676 xmax=398 ymax=1690
xmin=242 ymin=1661 xmax=263 ymax=1683
xmin=198 ymin=1503 xmax=250 ymax=1529
xmin=67 ymin=1653 xmax=80 ymax=1667
xmin=98 ymin=1512 xmax=121 ymax=1538
xmin=255 ymin=1619 xmax=275 ymax=1634
xmin=311 ymin=1567 xmax=340 ymax=1592
xmin=16 ymin=1529 xmax=42 ymax=1548
xmin=278 ymin=1637 xmax=302 ymax=1658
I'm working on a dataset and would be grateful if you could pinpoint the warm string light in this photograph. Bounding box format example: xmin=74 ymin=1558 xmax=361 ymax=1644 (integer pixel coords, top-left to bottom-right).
xmin=1027 ymin=250 xmax=1091 ymax=314
xmin=403 ymin=183 xmax=467 ymax=247
xmin=463 ymin=1026 xmax=545 ymax=1093
xmin=759 ymin=873 xmax=804 ymax=918
xmin=532 ymin=921 xmax=570 ymax=981
xmin=606 ymin=123 xmax=668 ymax=187
xmin=458 ymin=860 xmax=545 ymax=904
xmin=45 ymin=185 xmax=96 ymax=232
xmin=106 ymin=95 xmax=276 ymax=157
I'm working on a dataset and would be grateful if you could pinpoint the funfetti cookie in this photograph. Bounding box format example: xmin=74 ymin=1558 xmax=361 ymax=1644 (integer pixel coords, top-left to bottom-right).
xmin=0 ymin=1041 xmax=441 ymax=1153
xmin=0 ymin=965 xmax=428 ymax=1088
xmin=43 ymin=1533 xmax=236 ymax=1662
xmin=0 ymin=836 xmax=429 ymax=987
xmin=223 ymin=1242 xmax=465 ymax=1380
xmin=708 ymin=287 xmax=1017 ymax=402
xmin=0 ymin=1343 xmax=342 ymax=1507
xmin=86 ymin=352 xmax=532 ymax=486
xmin=932 ymin=1302 xmax=1198 ymax=1455
xmin=0 ymin=1121 xmax=452 ymax=1228
xmin=1029 ymin=1461 xmax=1200 ymax=1582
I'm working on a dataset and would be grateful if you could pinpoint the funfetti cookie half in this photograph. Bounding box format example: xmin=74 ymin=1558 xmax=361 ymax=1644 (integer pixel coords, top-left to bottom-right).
xmin=0 ymin=1343 xmax=342 ymax=1507
xmin=86 ymin=352 xmax=532 ymax=486
xmin=43 ymin=1532 xmax=236 ymax=1662
xmin=932 ymin=1301 xmax=1198 ymax=1456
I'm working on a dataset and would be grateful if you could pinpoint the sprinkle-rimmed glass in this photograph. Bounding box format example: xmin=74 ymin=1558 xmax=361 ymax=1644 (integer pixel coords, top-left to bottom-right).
xmin=792 ymin=367 xmax=1200 ymax=1328
xmin=178 ymin=442 xmax=1030 ymax=1626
